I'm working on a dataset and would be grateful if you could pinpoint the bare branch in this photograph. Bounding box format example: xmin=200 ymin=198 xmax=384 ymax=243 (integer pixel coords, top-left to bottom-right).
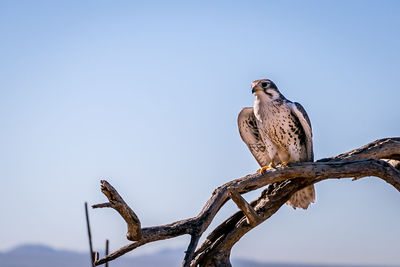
xmin=84 ymin=202 xmax=95 ymax=266
xmin=321 ymin=137 xmax=400 ymax=161
xmin=227 ymin=187 xmax=261 ymax=226
xmin=90 ymin=137 xmax=400 ymax=266
xmin=105 ymin=240 xmax=109 ymax=267
xmin=92 ymin=203 xmax=113 ymax=209
xmin=193 ymin=159 xmax=400 ymax=266
xmin=95 ymin=240 xmax=146 ymax=265
xmin=182 ymin=233 xmax=201 ymax=267
xmin=93 ymin=180 xmax=142 ymax=241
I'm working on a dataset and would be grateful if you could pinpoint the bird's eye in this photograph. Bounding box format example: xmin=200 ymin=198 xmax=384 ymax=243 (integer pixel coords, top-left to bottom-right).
xmin=261 ymin=81 xmax=269 ymax=88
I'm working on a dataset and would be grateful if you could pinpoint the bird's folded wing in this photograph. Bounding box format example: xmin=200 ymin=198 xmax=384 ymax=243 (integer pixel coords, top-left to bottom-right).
xmin=289 ymin=102 xmax=314 ymax=161
xmin=238 ymin=107 xmax=271 ymax=167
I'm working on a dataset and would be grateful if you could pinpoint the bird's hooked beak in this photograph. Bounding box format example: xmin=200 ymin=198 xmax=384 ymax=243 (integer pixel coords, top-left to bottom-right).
xmin=251 ymin=84 xmax=263 ymax=94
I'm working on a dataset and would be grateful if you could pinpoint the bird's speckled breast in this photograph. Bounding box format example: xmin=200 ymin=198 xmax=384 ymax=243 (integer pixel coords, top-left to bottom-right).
xmin=254 ymin=99 xmax=304 ymax=157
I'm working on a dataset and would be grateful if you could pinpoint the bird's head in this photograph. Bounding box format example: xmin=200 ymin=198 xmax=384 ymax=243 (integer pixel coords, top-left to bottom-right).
xmin=251 ymin=79 xmax=281 ymax=100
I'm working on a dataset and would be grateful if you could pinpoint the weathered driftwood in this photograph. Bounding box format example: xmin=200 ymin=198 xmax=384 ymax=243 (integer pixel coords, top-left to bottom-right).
xmin=91 ymin=137 xmax=400 ymax=267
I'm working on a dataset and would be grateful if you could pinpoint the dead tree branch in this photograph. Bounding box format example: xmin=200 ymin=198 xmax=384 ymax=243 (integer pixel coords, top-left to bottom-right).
xmin=92 ymin=181 xmax=142 ymax=241
xmin=91 ymin=137 xmax=400 ymax=267
xmin=227 ymin=187 xmax=262 ymax=226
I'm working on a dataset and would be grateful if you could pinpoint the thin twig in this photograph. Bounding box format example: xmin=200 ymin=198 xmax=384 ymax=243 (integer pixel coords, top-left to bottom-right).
xmin=105 ymin=239 xmax=109 ymax=267
xmin=84 ymin=202 xmax=95 ymax=267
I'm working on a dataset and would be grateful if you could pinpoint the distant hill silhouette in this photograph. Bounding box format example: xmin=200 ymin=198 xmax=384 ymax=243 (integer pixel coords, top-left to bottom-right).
xmin=0 ymin=244 xmax=389 ymax=267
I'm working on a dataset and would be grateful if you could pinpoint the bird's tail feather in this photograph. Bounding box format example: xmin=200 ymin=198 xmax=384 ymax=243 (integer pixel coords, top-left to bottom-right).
xmin=286 ymin=185 xmax=315 ymax=210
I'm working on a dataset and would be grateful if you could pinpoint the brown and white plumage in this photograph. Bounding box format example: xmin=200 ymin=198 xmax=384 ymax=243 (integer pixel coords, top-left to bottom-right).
xmin=238 ymin=79 xmax=315 ymax=209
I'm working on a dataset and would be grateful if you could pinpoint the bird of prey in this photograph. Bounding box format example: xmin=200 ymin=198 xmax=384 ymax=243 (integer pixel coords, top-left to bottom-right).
xmin=238 ymin=79 xmax=315 ymax=209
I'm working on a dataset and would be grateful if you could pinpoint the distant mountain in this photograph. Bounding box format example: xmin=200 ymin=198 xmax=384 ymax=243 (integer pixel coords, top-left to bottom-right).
xmin=0 ymin=244 xmax=391 ymax=267
xmin=0 ymin=244 xmax=183 ymax=267
xmin=0 ymin=244 xmax=90 ymax=267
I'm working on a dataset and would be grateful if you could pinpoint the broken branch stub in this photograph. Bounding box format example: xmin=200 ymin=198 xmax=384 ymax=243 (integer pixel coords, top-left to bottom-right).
xmin=92 ymin=180 xmax=142 ymax=241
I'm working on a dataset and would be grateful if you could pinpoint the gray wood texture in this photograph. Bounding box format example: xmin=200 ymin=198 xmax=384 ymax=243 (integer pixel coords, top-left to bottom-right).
xmin=91 ymin=137 xmax=400 ymax=267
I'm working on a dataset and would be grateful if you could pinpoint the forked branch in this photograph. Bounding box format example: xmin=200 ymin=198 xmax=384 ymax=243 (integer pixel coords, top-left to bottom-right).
xmin=91 ymin=137 xmax=400 ymax=267
xmin=92 ymin=181 xmax=142 ymax=241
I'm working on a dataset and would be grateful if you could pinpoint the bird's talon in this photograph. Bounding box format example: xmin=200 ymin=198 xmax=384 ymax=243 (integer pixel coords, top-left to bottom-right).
xmin=257 ymin=166 xmax=269 ymax=173
xmin=257 ymin=163 xmax=275 ymax=173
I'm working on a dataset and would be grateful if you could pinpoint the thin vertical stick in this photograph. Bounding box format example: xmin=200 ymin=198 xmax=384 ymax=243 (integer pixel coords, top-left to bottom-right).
xmin=85 ymin=202 xmax=95 ymax=266
xmin=105 ymin=239 xmax=109 ymax=267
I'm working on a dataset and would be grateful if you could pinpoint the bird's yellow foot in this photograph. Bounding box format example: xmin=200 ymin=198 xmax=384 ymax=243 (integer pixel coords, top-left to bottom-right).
xmin=257 ymin=163 xmax=275 ymax=173
xmin=275 ymin=162 xmax=289 ymax=168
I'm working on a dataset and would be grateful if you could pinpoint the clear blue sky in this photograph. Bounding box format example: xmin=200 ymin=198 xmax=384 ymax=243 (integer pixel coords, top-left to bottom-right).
xmin=1 ymin=0 xmax=399 ymax=265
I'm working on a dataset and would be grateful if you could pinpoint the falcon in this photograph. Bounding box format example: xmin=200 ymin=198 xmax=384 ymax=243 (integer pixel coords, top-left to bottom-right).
xmin=238 ymin=79 xmax=315 ymax=209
